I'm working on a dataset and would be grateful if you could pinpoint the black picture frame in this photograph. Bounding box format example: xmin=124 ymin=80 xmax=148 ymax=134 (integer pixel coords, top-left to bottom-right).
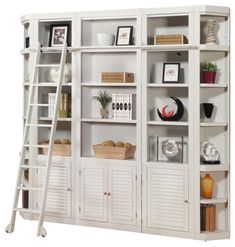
xmin=49 ymin=24 xmax=70 ymax=47
xmin=162 ymin=63 xmax=180 ymax=83
xmin=116 ymin=26 xmax=133 ymax=46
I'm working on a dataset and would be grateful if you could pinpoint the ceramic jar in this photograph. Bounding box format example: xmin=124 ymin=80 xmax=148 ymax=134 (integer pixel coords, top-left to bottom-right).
xmin=201 ymin=173 xmax=214 ymax=199
xmin=97 ymin=33 xmax=115 ymax=46
xmin=49 ymin=64 xmax=71 ymax=83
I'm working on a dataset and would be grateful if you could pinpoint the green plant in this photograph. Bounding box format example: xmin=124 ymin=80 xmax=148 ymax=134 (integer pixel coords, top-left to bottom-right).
xmin=201 ymin=62 xmax=218 ymax=72
xmin=93 ymin=90 xmax=112 ymax=109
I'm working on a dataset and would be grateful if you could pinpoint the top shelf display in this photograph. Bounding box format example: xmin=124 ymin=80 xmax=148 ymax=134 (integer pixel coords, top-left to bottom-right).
xmin=81 ymin=17 xmax=138 ymax=46
xmin=147 ymin=15 xmax=189 ymax=46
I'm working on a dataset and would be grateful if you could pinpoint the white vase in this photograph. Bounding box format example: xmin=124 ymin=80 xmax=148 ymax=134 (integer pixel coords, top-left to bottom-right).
xmin=97 ymin=33 xmax=115 ymax=46
xmin=49 ymin=64 xmax=71 ymax=83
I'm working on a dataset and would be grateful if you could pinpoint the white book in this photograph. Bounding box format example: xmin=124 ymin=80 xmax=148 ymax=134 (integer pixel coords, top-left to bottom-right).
xmin=112 ymin=93 xmax=116 ymax=120
xmin=123 ymin=94 xmax=130 ymax=120
xmin=128 ymin=94 xmax=132 ymax=120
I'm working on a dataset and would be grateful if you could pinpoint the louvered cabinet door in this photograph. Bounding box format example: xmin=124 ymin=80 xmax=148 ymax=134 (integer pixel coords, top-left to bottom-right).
xmin=108 ymin=166 xmax=137 ymax=225
xmin=80 ymin=164 xmax=108 ymax=222
xmin=147 ymin=168 xmax=189 ymax=232
xmin=38 ymin=156 xmax=72 ymax=218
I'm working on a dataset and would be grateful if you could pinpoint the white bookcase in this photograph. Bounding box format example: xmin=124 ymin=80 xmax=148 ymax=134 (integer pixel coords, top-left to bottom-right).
xmin=19 ymin=6 xmax=230 ymax=240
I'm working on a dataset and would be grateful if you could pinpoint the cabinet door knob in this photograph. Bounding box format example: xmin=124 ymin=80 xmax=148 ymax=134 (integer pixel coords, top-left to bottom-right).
xmin=107 ymin=192 xmax=111 ymax=196
xmin=104 ymin=192 xmax=107 ymax=195
xmin=67 ymin=188 xmax=71 ymax=192
xmin=184 ymin=200 xmax=188 ymax=203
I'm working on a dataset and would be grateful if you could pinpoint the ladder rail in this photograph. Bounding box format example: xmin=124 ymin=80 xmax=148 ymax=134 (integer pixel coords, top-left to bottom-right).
xmin=37 ymin=41 xmax=68 ymax=236
xmin=7 ymin=43 xmax=41 ymax=231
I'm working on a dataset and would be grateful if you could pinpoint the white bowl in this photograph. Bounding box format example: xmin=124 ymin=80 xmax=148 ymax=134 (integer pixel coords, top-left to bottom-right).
xmin=97 ymin=33 xmax=115 ymax=46
xmin=49 ymin=64 xmax=71 ymax=83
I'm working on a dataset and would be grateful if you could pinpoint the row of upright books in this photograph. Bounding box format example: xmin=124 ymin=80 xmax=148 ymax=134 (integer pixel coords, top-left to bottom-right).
xmin=48 ymin=93 xmax=71 ymax=118
xmin=112 ymin=93 xmax=136 ymax=120
xmin=200 ymin=204 xmax=216 ymax=232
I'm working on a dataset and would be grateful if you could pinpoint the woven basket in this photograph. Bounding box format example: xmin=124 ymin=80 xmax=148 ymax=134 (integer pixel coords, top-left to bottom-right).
xmin=154 ymin=34 xmax=188 ymax=45
xmin=93 ymin=144 xmax=136 ymax=160
xmin=40 ymin=143 xmax=71 ymax=156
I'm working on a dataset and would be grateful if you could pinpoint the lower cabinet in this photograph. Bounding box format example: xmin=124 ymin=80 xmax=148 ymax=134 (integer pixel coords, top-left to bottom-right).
xmin=146 ymin=168 xmax=189 ymax=232
xmin=80 ymin=163 xmax=137 ymax=226
xmin=37 ymin=156 xmax=72 ymax=218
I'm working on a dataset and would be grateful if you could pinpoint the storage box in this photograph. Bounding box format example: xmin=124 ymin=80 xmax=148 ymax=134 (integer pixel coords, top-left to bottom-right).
xmin=101 ymin=72 xmax=134 ymax=83
xmin=93 ymin=144 xmax=136 ymax=160
xmin=154 ymin=34 xmax=188 ymax=45
xmin=40 ymin=144 xmax=71 ymax=156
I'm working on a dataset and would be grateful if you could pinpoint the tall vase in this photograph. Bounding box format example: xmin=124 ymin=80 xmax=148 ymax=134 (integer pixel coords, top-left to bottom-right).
xmin=201 ymin=173 xmax=214 ymax=199
xmin=206 ymin=19 xmax=216 ymax=44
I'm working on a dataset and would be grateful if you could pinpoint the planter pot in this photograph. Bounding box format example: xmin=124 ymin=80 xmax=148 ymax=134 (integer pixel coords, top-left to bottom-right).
xmin=202 ymin=71 xmax=216 ymax=84
xmin=100 ymin=108 xmax=109 ymax=119
xmin=201 ymin=173 xmax=214 ymax=199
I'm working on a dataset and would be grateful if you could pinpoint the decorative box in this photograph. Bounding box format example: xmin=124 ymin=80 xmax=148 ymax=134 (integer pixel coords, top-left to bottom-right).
xmin=101 ymin=72 xmax=134 ymax=83
xmin=154 ymin=34 xmax=188 ymax=45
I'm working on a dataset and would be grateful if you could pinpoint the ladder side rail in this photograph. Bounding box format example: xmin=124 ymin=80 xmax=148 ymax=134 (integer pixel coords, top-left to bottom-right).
xmin=37 ymin=42 xmax=68 ymax=236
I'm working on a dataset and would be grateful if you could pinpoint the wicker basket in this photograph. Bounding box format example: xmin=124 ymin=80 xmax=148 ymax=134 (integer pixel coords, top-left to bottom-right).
xmin=93 ymin=144 xmax=136 ymax=160
xmin=40 ymin=143 xmax=71 ymax=156
xmin=154 ymin=34 xmax=188 ymax=45
xmin=101 ymin=72 xmax=134 ymax=83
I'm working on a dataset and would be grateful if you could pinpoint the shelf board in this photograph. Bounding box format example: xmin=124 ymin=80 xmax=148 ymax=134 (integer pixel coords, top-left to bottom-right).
xmin=39 ymin=117 xmax=72 ymax=122
xmin=200 ymin=122 xmax=228 ymax=127
xmin=143 ymin=44 xmax=198 ymax=51
xmin=79 ymin=46 xmax=139 ymax=53
xmin=147 ymin=121 xmax=188 ymax=126
xmin=148 ymin=83 xmax=188 ymax=88
xmin=81 ymin=82 xmax=136 ymax=87
xmin=80 ymin=156 xmax=136 ymax=165
xmin=200 ymin=164 xmax=229 ymax=172
xmin=200 ymin=197 xmax=228 ymax=204
xmin=23 ymin=82 xmax=72 ymax=87
xmin=198 ymin=230 xmax=230 ymax=241
xmin=200 ymin=44 xmax=229 ymax=52
xmin=81 ymin=118 xmax=136 ymax=124
xmin=200 ymin=83 xmax=227 ymax=88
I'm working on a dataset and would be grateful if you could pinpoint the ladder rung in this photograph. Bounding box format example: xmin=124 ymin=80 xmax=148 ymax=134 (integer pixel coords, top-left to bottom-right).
xmin=17 ymin=186 xmax=43 ymax=192
xmin=14 ymin=208 xmax=40 ymax=214
xmin=20 ymin=165 xmax=46 ymax=169
xmin=36 ymin=64 xmax=60 ymax=68
xmin=29 ymin=103 xmax=54 ymax=107
xmin=24 ymin=144 xmax=49 ymax=148
xmin=26 ymin=124 xmax=52 ymax=128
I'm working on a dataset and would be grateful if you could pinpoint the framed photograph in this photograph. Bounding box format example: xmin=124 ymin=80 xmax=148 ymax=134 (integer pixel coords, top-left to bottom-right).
xmin=162 ymin=63 xmax=180 ymax=83
xmin=116 ymin=26 xmax=133 ymax=46
xmin=49 ymin=24 xmax=69 ymax=47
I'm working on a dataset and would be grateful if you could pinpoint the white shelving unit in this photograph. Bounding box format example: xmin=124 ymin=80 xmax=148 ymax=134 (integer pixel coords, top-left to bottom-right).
xmin=16 ymin=6 xmax=230 ymax=240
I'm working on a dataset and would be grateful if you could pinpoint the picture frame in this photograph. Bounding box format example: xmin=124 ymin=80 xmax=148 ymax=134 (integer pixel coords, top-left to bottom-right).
xmin=162 ymin=63 xmax=180 ymax=83
xmin=49 ymin=24 xmax=70 ymax=47
xmin=116 ymin=26 xmax=133 ymax=46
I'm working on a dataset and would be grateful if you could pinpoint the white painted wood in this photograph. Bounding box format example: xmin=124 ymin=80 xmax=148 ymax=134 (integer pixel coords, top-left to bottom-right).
xmin=146 ymin=168 xmax=189 ymax=232
xmin=15 ymin=6 xmax=230 ymax=240
xmin=108 ymin=166 xmax=137 ymax=225
xmin=80 ymin=164 xmax=108 ymax=222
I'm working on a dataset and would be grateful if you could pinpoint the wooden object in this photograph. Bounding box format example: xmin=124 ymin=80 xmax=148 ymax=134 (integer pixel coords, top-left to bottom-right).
xmin=201 ymin=204 xmax=216 ymax=232
xmin=93 ymin=144 xmax=136 ymax=159
xmin=101 ymin=72 xmax=134 ymax=83
xmin=41 ymin=143 xmax=71 ymax=156
xmin=201 ymin=173 xmax=214 ymax=199
xmin=154 ymin=34 xmax=188 ymax=45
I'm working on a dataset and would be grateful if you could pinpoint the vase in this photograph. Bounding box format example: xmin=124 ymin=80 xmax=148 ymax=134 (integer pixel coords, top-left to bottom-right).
xmin=49 ymin=64 xmax=71 ymax=83
xmin=205 ymin=19 xmax=216 ymax=44
xmin=100 ymin=108 xmax=109 ymax=119
xmin=202 ymin=103 xmax=214 ymax=122
xmin=202 ymin=71 xmax=216 ymax=84
xmin=97 ymin=33 xmax=115 ymax=46
xmin=201 ymin=173 xmax=214 ymax=199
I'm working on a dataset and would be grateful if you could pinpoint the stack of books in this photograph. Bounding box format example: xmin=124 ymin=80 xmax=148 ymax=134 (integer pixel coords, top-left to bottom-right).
xmin=200 ymin=204 xmax=216 ymax=232
xmin=112 ymin=93 xmax=136 ymax=120
xmin=48 ymin=93 xmax=71 ymax=118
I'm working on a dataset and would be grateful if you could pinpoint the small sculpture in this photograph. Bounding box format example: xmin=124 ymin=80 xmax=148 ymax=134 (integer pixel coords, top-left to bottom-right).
xmin=205 ymin=19 xmax=216 ymax=44
xmin=202 ymin=103 xmax=214 ymax=122
xmin=201 ymin=142 xmax=220 ymax=164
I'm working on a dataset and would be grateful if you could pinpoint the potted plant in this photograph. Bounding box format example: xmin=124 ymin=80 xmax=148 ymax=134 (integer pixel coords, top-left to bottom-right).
xmin=201 ymin=62 xmax=218 ymax=84
xmin=93 ymin=90 xmax=112 ymax=119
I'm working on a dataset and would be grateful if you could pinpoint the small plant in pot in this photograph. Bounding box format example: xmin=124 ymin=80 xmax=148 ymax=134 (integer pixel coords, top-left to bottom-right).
xmin=93 ymin=90 xmax=112 ymax=119
xmin=201 ymin=62 xmax=218 ymax=84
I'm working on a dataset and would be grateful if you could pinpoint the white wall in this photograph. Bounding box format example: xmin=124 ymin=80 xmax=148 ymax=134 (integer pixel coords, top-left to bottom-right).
xmin=0 ymin=0 xmax=233 ymax=246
